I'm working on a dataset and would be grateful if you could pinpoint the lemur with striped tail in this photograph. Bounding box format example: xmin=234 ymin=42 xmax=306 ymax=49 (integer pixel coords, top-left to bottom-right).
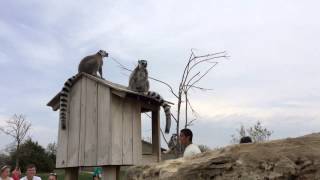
xmin=128 ymin=60 xmax=171 ymax=133
xmin=60 ymin=50 xmax=108 ymax=130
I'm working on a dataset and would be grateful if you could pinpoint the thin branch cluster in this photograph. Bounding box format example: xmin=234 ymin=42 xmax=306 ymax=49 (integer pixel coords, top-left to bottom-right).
xmin=0 ymin=114 xmax=31 ymax=166
xmin=110 ymin=50 xmax=228 ymax=155
xmin=0 ymin=114 xmax=31 ymax=145
xmin=177 ymin=50 xmax=228 ymax=129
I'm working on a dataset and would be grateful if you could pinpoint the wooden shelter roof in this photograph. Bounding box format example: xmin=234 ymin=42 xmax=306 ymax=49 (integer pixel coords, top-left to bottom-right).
xmin=47 ymin=73 xmax=172 ymax=111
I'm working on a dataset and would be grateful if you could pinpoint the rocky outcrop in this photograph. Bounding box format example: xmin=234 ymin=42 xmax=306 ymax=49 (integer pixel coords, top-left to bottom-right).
xmin=127 ymin=133 xmax=320 ymax=180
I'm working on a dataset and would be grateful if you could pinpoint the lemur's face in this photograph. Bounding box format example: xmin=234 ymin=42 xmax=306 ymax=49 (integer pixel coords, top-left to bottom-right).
xmin=98 ymin=50 xmax=108 ymax=57
xmin=138 ymin=60 xmax=147 ymax=68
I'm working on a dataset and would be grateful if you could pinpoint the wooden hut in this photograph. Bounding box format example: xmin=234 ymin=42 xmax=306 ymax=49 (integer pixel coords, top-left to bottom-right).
xmin=47 ymin=73 xmax=166 ymax=179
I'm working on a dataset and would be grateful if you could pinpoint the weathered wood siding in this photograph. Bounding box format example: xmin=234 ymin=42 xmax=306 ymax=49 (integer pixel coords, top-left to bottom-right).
xmin=122 ymin=98 xmax=134 ymax=164
xmin=56 ymin=76 xmax=142 ymax=168
xmin=110 ymin=94 xmax=140 ymax=165
xmin=67 ymin=77 xmax=82 ymax=167
xmin=97 ymin=84 xmax=111 ymax=165
xmin=132 ymin=101 xmax=142 ymax=165
xmin=84 ymin=78 xmax=98 ymax=166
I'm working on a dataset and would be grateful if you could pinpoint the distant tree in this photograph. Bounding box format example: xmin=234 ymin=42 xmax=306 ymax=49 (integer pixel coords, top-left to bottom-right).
xmin=231 ymin=121 xmax=273 ymax=144
xmin=247 ymin=121 xmax=273 ymax=142
xmin=46 ymin=142 xmax=57 ymax=165
xmin=10 ymin=138 xmax=55 ymax=172
xmin=231 ymin=124 xmax=247 ymax=144
xmin=198 ymin=144 xmax=211 ymax=153
xmin=0 ymin=114 xmax=31 ymax=167
xmin=0 ymin=153 xmax=10 ymax=167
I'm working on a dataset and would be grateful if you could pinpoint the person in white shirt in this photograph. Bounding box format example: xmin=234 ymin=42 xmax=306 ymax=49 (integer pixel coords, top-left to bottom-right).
xmin=20 ymin=164 xmax=41 ymax=180
xmin=180 ymin=128 xmax=201 ymax=157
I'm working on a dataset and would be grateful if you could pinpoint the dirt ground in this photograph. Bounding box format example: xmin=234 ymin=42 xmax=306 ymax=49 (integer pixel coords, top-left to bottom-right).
xmin=127 ymin=133 xmax=320 ymax=180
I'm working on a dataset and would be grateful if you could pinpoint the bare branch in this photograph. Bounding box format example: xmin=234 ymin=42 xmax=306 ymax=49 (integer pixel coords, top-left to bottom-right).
xmin=160 ymin=128 xmax=169 ymax=146
xmin=180 ymin=51 xmax=196 ymax=91
xmin=187 ymin=55 xmax=226 ymax=74
xmin=193 ymin=51 xmax=227 ymax=59
xmin=143 ymin=113 xmax=169 ymax=146
xmin=171 ymin=113 xmax=178 ymax=123
xmin=187 ymin=62 xmax=219 ymax=91
xmin=184 ymin=72 xmax=201 ymax=91
xmin=148 ymin=77 xmax=179 ymax=98
xmin=186 ymin=119 xmax=196 ymax=127
xmin=186 ymin=85 xmax=213 ymax=91
xmin=186 ymin=97 xmax=198 ymax=117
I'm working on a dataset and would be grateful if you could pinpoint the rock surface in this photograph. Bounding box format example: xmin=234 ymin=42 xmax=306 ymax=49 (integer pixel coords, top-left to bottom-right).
xmin=127 ymin=133 xmax=320 ymax=180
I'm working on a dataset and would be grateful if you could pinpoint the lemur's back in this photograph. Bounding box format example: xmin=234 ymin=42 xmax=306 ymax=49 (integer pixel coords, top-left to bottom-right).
xmin=78 ymin=53 xmax=102 ymax=75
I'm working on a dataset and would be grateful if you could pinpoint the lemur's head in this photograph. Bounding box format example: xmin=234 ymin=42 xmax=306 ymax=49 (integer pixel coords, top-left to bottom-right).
xmin=98 ymin=50 xmax=108 ymax=58
xmin=138 ymin=60 xmax=147 ymax=69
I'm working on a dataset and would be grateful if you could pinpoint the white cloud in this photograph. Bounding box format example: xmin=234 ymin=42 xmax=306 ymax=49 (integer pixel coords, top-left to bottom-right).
xmin=1 ymin=0 xmax=320 ymax=149
xmin=30 ymin=125 xmax=57 ymax=145
xmin=0 ymin=51 xmax=9 ymax=64
xmin=0 ymin=115 xmax=8 ymax=127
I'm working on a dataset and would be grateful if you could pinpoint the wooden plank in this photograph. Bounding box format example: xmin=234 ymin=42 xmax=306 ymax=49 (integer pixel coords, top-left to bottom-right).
xmin=122 ymin=98 xmax=133 ymax=165
xmin=56 ymin=121 xmax=68 ymax=168
xmin=97 ymin=84 xmax=111 ymax=165
xmin=65 ymin=167 xmax=78 ymax=180
xmin=79 ymin=77 xmax=87 ymax=166
xmin=67 ymin=80 xmax=82 ymax=167
xmin=141 ymin=100 xmax=160 ymax=112
xmin=56 ymin=93 xmax=70 ymax=168
xmin=102 ymin=166 xmax=119 ymax=180
xmin=152 ymin=109 xmax=161 ymax=162
xmin=132 ymin=102 xmax=142 ymax=165
xmin=111 ymin=89 xmax=126 ymax=98
xmin=84 ymin=78 xmax=98 ymax=166
xmin=110 ymin=94 xmax=123 ymax=165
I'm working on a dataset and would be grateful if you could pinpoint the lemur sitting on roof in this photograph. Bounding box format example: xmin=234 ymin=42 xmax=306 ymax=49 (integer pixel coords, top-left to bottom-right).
xmin=128 ymin=60 xmax=171 ymax=133
xmin=59 ymin=50 xmax=108 ymax=130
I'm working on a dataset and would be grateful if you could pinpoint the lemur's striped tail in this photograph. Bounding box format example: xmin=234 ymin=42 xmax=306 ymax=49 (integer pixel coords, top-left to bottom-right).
xmin=147 ymin=91 xmax=171 ymax=133
xmin=59 ymin=75 xmax=78 ymax=130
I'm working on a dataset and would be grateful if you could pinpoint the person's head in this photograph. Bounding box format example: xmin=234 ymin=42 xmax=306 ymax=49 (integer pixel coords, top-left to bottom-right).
xmin=0 ymin=165 xmax=10 ymax=178
xmin=26 ymin=164 xmax=37 ymax=178
xmin=13 ymin=167 xmax=21 ymax=174
xmin=240 ymin=136 xmax=252 ymax=144
xmin=48 ymin=173 xmax=57 ymax=180
xmin=180 ymin=128 xmax=193 ymax=145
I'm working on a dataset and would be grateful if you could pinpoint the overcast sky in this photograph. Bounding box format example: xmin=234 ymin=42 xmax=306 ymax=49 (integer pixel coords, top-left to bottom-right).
xmin=0 ymin=0 xmax=319 ymax=151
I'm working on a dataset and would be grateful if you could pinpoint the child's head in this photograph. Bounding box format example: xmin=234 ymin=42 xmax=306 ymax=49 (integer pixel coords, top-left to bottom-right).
xmin=0 ymin=165 xmax=10 ymax=177
xmin=48 ymin=173 xmax=57 ymax=180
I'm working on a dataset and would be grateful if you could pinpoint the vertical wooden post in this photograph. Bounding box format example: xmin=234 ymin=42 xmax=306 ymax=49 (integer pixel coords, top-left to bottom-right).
xmin=152 ymin=108 xmax=161 ymax=162
xmin=102 ymin=166 xmax=120 ymax=180
xmin=65 ymin=167 xmax=78 ymax=180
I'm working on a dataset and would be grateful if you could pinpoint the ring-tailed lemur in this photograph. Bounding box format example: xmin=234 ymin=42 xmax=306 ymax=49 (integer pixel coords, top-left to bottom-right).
xmin=128 ymin=60 xmax=171 ymax=133
xmin=60 ymin=50 xmax=108 ymax=130
xmin=164 ymin=133 xmax=178 ymax=154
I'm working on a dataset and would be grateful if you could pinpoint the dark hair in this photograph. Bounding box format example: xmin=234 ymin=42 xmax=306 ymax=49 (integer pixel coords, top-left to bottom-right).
xmin=180 ymin=128 xmax=193 ymax=142
xmin=26 ymin=164 xmax=36 ymax=170
xmin=240 ymin=136 xmax=252 ymax=144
